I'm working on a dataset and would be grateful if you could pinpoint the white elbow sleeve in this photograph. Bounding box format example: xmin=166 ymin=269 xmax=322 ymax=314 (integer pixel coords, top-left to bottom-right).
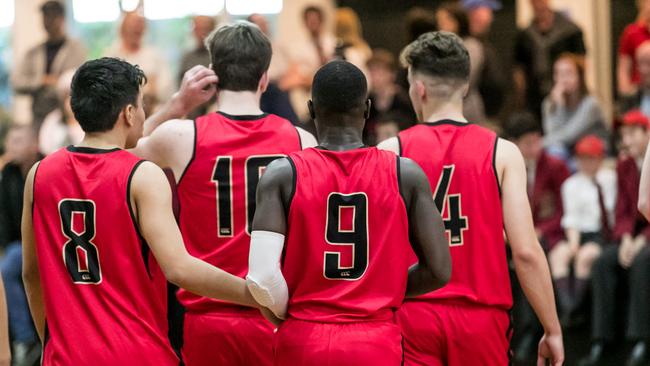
xmin=246 ymin=230 xmax=288 ymax=319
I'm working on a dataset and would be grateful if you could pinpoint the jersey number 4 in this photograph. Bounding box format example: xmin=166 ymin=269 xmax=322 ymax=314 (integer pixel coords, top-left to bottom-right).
xmin=433 ymin=165 xmax=469 ymax=246
xmin=212 ymin=155 xmax=285 ymax=237
xmin=324 ymin=193 xmax=369 ymax=280
xmin=59 ymin=199 xmax=102 ymax=284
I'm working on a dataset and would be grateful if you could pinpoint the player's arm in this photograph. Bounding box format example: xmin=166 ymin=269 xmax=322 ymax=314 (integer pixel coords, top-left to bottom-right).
xmin=142 ymin=65 xmax=217 ymax=136
xmin=399 ymin=157 xmax=451 ymax=297
xmin=246 ymin=158 xmax=294 ymax=323
xmin=496 ymin=139 xmax=564 ymax=366
xmin=20 ymin=162 xmax=46 ymax=342
xmin=377 ymin=137 xmax=400 ymax=154
xmin=0 ymin=276 xmax=10 ymax=366
xmin=638 ymin=139 xmax=650 ymax=219
xmin=132 ymin=161 xmax=257 ymax=307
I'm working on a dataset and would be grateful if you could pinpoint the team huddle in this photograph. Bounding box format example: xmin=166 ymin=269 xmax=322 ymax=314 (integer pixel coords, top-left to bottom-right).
xmin=20 ymin=22 xmax=565 ymax=366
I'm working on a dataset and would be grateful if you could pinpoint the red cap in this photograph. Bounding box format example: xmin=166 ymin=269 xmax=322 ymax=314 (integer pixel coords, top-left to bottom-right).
xmin=575 ymin=135 xmax=605 ymax=158
xmin=621 ymin=109 xmax=650 ymax=129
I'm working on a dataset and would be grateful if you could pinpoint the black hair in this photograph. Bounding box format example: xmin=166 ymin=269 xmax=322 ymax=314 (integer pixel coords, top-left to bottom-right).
xmin=437 ymin=2 xmax=470 ymax=38
xmin=41 ymin=0 xmax=65 ymax=17
xmin=405 ymin=7 xmax=437 ymax=43
xmin=504 ymin=111 xmax=542 ymax=140
xmin=312 ymin=60 xmax=368 ymax=114
xmin=205 ymin=22 xmax=272 ymax=92
xmin=70 ymin=57 xmax=146 ymax=133
xmin=401 ymin=31 xmax=470 ymax=82
xmin=303 ymin=6 xmax=324 ymax=21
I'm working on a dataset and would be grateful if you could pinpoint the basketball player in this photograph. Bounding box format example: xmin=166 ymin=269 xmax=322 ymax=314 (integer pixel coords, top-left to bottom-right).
xmin=377 ymin=32 xmax=564 ymax=365
xmin=20 ymin=58 xmax=262 ymax=365
xmin=131 ymin=22 xmax=317 ymax=366
xmin=245 ymin=60 xmax=452 ymax=365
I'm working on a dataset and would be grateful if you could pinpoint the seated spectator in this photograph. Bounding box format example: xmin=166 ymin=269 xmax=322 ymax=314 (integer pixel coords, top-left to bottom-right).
xmin=365 ymin=50 xmax=416 ymax=143
xmin=397 ymin=7 xmax=437 ymax=90
xmin=334 ymin=8 xmax=372 ymax=79
xmin=550 ymin=135 xmax=615 ymax=327
xmin=435 ymin=2 xmax=486 ymax=123
xmin=505 ymin=112 xmax=569 ymax=362
xmin=617 ymin=0 xmax=650 ymax=96
xmin=513 ymin=0 xmax=586 ymax=117
xmin=178 ymin=15 xmax=216 ymax=120
xmin=620 ymin=40 xmax=650 ymax=116
xmin=581 ymin=110 xmax=650 ymax=366
xmin=0 ymin=125 xmax=42 ymax=366
xmin=10 ymin=0 xmax=86 ymax=125
xmin=39 ymin=69 xmax=84 ymax=155
xmin=543 ymin=54 xmax=609 ymax=160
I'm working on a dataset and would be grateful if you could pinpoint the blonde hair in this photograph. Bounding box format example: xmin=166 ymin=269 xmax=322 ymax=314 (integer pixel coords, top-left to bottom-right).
xmin=335 ymin=7 xmax=370 ymax=53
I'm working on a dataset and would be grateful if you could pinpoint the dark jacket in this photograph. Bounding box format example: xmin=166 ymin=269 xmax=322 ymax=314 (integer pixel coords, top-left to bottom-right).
xmin=613 ymin=156 xmax=650 ymax=241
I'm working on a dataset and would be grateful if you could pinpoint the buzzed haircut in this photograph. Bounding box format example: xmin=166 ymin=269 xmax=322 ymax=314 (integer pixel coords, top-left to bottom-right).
xmin=70 ymin=57 xmax=146 ymax=133
xmin=312 ymin=60 xmax=368 ymax=114
xmin=401 ymin=31 xmax=470 ymax=82
xmin=504 ymin=112 xmax=542 ymax=141
xmin=205 ymin=22 xmax=272 ymax=92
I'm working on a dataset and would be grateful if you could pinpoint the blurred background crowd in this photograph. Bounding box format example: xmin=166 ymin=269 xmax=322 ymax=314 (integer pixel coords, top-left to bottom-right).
xmin=0 ymin=0 xmax=649 ymax=365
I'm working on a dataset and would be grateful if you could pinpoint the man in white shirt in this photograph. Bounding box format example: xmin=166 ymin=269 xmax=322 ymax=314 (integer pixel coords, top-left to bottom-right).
xmin=549 ymin=135 xmax=616 ymax=328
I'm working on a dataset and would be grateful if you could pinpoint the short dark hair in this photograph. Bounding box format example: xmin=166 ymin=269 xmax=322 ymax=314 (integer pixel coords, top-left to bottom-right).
xmin=504 ymin=112 xmax=542 ymax=140
xmin=437 ymin=2 xmax=470 ymax=38
xmin=41 ymin=0 xmax=64 ymax=17
xmin=312 ymin=60 xmax=368 ymax=114
xmin=303 ymin=6 xmax=324 ymax=21
xmin=405 ymin=7 xmax=437 ymax=43
xmin=70 ymin=58 xmax=146 ymax=133
xmin=205 ymin=22 xmax=272 ymax=92
xmin=401 ymin=31 xmax=470 ymax=82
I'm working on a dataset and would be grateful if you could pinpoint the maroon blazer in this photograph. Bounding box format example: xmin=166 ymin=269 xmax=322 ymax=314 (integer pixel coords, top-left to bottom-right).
xmin=613 ymin=156 xmax=650 ymax=241
xmin=531 ymin=152 xmax=570 ymax=250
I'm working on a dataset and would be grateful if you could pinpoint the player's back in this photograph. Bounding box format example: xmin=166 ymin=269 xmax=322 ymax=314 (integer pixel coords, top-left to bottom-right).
xmin=177 ymin=112 xmax=302 ymax=313
xmin=398 ymin=121 xmax=512 ymax=309
xmin=32 ymin=146 xmax=177 ymax=366
xmin=284 ymin=147 xmax=413 ymax=322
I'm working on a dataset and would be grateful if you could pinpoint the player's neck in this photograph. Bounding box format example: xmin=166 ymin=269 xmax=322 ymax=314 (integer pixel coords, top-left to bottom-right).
xmin=317 ymin=126 xmax=365 ymax=151
xmin=421 ymin=101 xmax=467 ymax=124
xmin=76 ymin=133 xmax=125 ymax=150
xmin=217 ymin=90 xmax=263 ymax=116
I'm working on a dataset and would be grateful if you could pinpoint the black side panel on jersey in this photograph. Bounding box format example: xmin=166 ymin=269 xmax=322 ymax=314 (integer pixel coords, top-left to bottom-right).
xmin=177 ymin=119 xmax=197 ymax=186
xmin=126 ymin=160 xmax=152 ymax=278
xmin=285 ymin=157 xmax=297 ymax=213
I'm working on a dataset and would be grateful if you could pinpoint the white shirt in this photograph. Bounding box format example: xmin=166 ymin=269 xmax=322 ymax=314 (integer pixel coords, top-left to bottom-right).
xmin=561 ymin=169 xmax=617 ymax=233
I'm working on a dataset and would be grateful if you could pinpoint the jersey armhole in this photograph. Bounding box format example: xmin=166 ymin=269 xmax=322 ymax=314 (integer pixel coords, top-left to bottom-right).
xmin=397 ymin=135 xmax=403 ymax=156
xmin=493 ymin=137 xmax=502 ymax=197
xmin=31 ymin=162 xmax=41 ymax=217
xmin=126 ymin=160 xmax=153 ymax=278
xmin=176 ymin=119 xmax=197 ymax=186
xmin=396 ymin=156 xmax=409 ymax=209
xmin=285 ymin=157 xmax=297 ymax=214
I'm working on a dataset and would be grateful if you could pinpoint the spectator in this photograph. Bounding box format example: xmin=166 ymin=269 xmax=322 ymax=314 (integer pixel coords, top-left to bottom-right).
xmin=177 ymin=15 xmax=216 ymax=119
xmin=104 ymin=11 xmax=172 ymax=114
xmin=462 ymin=0 xmax=507 ymax=119
xmin=505 ymin=112 xmax=570 ymax=362
xmin=39 ymin=70 xmax=84 ymax=155
xmin=248 ymin=14 xmax=299 ymax=124
xmin=405 ymin=7 xmax=437 ymax=44
xmin=513 ymin=0 xmax=586 ymax=117
xmin=284 ymin=6 xmax=336 ymax=121
xmin=374 ymin=117 xmax=400 ymax=144
xmin=10 ymin=0 xmax=86 ymax=126
xmin=366 ymin=49 xmax=416 ymax=143
xmin=0 ymin=125 xmax=42 ymax=366
xmin=582 ymin=110 xmax=650 ymax=366
xmin=619 ymin=40 xmax=650 ymax=116
xmin=617 ymin=0 xmax=650 ymax=96
xmin=550 ymin=135 xmax=615 ymax=327
xmin=435 ymin=3 xmax=486 ymax=123
xmin=334 ymin=8 xmax=372 ymax=78
xmin=542 ymin=54 xmax=609 ymax=160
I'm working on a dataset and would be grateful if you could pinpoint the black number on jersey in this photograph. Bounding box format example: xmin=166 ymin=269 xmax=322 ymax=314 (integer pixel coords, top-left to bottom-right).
xmin=433 ymin=165 xmax=469 ymax=246
xmin=324 ymin=193 xmax=368 ymax=280
xmin=212 ymin=155 xmax=285 ymax=237
xmin=59 ymin=199 xmax=102 ymax=284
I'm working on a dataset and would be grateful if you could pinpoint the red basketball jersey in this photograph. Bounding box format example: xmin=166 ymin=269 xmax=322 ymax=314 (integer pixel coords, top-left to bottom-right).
xmin=176 ymin=112 xmax=302 ymax=313
xmin=283 ymin=147 xmax=413 ymax=322
xmin=32 ymin=146 xmax=177 ymax=366
xmin=398 ymin=121 xmax=512 ymax=309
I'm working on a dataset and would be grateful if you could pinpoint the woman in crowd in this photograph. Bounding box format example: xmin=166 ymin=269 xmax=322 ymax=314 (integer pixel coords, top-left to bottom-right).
xmin=334 ymin=7 xmax=372 ymax=79
xmin=542 ymin=54 xmax=609 ymax=160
